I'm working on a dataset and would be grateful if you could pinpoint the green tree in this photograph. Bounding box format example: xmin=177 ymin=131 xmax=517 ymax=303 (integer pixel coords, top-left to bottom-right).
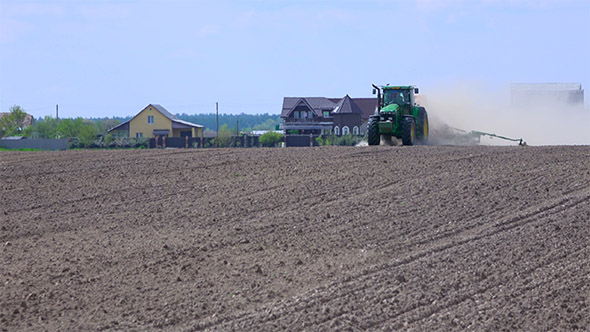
xmin=92 ymin=118 xmax=121 ymax=136
xmin=78 ymin=123 xmax=98 ymax=147
xmin=176 ymin=113 xmax=280 ymax=132
xmin=31 ymin=116 xmax=59 ymax=138
xmin=214 ymin=124 xmax=233 ymax=147
xmin=56 ymin=118 xmax=85 ymax=138
xmin=259 ymin=131 xmax=284 ymax=147
xmin=0 ymin=105 xmax=28 ymax=138
xmin=252 ymin=118 xmax=280 ymax=131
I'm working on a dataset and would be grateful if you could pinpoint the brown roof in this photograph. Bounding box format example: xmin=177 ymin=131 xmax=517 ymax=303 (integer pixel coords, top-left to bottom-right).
xmin=333 ymin=95 xmax=363 ymax=114
xmin=281 ymin=97 xmax=338 ymax=117
xmin=0 ymin=112 xmax=35 ymax=127
xmin=282 ymin=97 xmax=377 ymax=119
xmin=352 ymin=98 xmax=379 ymax=120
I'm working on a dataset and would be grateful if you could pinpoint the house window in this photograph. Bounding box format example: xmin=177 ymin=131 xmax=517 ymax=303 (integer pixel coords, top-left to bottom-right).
xmin=353 ymin=126 xmax=359 ymax=135
xmin=308 ymin=111 xmax=313 ymax=118
xmin=148 ymin=115 xmax=154 ymax=124
xmin=136 ymin=132 xmax=143 ymax=138
xmin=342 ymin=126 xmax=350 ymax=135
xmin=294 ymin=111 xmax=299 ymax=118
xmin=334 ymin=126 xmax=340 ymax=136
xmin=323 ymin=111 xmax=330 ymax=117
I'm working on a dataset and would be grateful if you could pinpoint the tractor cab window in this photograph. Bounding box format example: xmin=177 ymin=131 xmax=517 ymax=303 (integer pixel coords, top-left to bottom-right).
xmin=383 ymin=90 xmax=410 ymax=106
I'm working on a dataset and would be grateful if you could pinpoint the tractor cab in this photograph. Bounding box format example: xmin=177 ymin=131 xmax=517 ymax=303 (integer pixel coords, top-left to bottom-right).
xmin=380 ymin=86 xmax=418 ymax=108
xmin=383 ymin=89 xmax=409 ymax=106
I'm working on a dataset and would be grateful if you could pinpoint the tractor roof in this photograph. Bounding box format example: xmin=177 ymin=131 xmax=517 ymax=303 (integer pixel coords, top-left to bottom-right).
xmin=382 ymin=85 xmax=414 ymax=90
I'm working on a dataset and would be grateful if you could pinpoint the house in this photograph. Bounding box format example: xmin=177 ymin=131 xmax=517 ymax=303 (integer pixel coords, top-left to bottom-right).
xmin=281 ymin=96 xmax=377 ymax=136
xmin=108 ymin=104 xmax=204 ymax=139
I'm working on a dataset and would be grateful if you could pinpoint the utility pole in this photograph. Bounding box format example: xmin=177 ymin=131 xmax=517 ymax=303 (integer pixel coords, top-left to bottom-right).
xmin=56 ymin=104 xmax=59 ymax=119
xmin=215 ymin=102 xmax=219 ymax=148
xmin=236 ymin=117 xmax=239 ymax=136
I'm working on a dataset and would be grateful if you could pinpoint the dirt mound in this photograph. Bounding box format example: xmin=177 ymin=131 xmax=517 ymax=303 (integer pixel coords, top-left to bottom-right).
xmin=1 ymin=146 xmax=589 ymax=331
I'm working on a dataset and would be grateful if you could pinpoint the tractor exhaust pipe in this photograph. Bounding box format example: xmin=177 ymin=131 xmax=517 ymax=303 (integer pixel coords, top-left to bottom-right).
xmin=372 ymin=84 xmax=381 ymax=115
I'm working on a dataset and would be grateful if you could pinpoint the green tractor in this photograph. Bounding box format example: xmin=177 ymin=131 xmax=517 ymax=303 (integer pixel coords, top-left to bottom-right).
xmin=368 ymin=84 xmax=429 ymax=146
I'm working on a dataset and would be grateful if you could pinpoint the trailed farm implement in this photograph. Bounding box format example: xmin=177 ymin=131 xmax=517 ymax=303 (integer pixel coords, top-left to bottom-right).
xmin=448 ymin=127 xmax=526 ymax=146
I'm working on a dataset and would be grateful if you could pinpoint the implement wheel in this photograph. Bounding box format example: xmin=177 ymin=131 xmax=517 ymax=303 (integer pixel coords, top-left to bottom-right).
xmin=368 ymin=116 xmax=380 ymax=146
xmin=401 ymin=116 xmax=416 ymax=146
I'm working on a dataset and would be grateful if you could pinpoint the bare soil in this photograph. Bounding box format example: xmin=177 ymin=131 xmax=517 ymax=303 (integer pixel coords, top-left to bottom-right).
xmin=1 ymin=145 xmax=589 ymax=331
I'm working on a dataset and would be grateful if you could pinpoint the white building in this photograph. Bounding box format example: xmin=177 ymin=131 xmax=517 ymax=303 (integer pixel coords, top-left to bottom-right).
xmin=511 ymin=83 xmax=584 ymax=108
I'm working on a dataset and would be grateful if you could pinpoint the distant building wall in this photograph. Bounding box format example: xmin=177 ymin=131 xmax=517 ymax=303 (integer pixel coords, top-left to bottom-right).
xmin=511 ymin=83 xmax=584 ymax=107
xmin=171 ymin=127 xmax=203 ymax=138
xmin=130 ymin=106 xmax=172 ymax=138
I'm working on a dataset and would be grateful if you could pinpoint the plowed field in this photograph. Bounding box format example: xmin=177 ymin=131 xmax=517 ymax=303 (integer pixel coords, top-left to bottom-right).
xmin=1 ymin=146 xmax=589 ymax=331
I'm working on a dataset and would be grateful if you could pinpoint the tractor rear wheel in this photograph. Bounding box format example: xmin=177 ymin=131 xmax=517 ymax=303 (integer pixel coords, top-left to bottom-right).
xmin=416 ymin=108 xmax=429 ymax=144
xmin=368 ymin=116 xmax=380 ymax=146
xmin=401 ymin=116 xmax=416 ymax=146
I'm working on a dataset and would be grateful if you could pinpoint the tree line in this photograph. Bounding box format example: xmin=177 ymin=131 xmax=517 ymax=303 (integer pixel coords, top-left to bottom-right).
xmin=1 ymin=105 xmax=281 ymax=141
xmin=175 ymin=113 xmax=280 ymax=132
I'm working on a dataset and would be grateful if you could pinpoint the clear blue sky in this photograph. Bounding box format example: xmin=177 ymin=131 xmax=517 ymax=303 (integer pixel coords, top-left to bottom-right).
xmin=1 ymin=0 xmax=589 ymax=118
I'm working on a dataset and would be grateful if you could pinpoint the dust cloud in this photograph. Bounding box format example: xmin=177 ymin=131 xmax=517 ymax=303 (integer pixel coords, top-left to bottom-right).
xmin=419 ymin=81 xmax=590 ymax=146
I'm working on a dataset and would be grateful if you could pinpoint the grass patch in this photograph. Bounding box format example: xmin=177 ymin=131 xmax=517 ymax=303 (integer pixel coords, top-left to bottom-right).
xmin=0 ymin=147 xmax=43 ymax=151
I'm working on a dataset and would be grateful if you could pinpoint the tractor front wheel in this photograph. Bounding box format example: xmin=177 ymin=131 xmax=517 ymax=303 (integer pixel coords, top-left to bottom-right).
xmin=401 ymin=116 xmax=416 ymax=146
xmin=368 ymin=116 xmax=380 ymax=146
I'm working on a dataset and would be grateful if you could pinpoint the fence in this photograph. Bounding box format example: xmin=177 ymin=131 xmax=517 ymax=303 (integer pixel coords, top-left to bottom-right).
xmin=284 ymin=134 xmax=364 ymax=147
xmin=0 ymin=134 xmax=363 ymax=150
xmin=149 ymin=135 xmax=260 ymax=148
xmin=0 ymin=136 xmax=265 ymax=150
xmin=149 ymin=137 xmax=201 ymax=148
xmin=0 ymin=138 xmax=70 ymax=150
xmin=285 ymin=135 xmax=320 ymax=147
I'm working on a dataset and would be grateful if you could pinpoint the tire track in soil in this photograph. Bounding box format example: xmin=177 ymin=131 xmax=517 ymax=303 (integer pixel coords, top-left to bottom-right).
xmin=357 ymin=247 xmax=589 ymax=332
xmin=190 ymin=189 xmax=589 ymax=331
xmin=373 ymin=169 xmax=588 ymax=256
xmin=344 ymin=198 xmax=588 ymax=329
xmin=400 ymin=239 xmax=590 ymax=331
xmin=392 ymin=185 xmax=589 ymax=253
xmin=203 ymin=209 xmax=587 ymax=331
xmin=369 ymin=240 xmax=590 ymax=330
xmin=190 ymin=147 xmax=588 ymax=330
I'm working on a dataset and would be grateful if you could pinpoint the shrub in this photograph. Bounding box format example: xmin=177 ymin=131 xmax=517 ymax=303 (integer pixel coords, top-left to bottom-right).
xmin=316 ymin=135 xmax=333 ymax=146
xmin=316 ymin=134 xmax=362 ymax=146
xmin=259 ymin=131 xmax=284 ymax=147
xmin=214 ymin=124 xmax=233 ymax=147
xmin=335 ymin=134 xmax=362 ymax=146
xmin=104 ymin=134 xmax=114 ymax=147
xmin=79 ymin=124 xmax=98 ymax=148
